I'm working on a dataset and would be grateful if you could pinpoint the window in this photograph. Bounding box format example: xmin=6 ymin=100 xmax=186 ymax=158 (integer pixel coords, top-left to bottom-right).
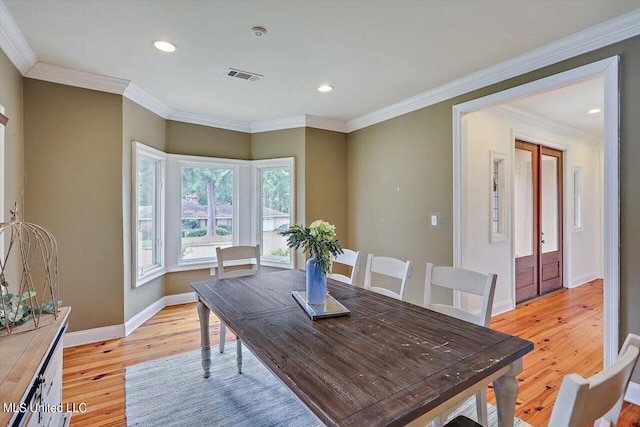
xmin=133 ymin=142 xmax=166 ymax=286
xmin=254 ymin=158 xmax=295 ymax=268
xmin=573 ymin=167 xmax=583 ymax=230
xmin=140 ymin=152 xmax=294 ymax=272
xmin=180 ymin=163 xmax=236 ymax=263
xmin=490 ymin=152 xmax=507 ymax=243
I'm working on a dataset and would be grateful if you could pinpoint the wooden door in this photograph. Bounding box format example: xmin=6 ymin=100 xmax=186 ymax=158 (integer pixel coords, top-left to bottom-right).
xmin=514 ymin=141 xmax=563 ymax=303
xmin=515 ymin=141 xmax=539 ymax=302
xmin=540 ymin=147 xmax=563 ymax=294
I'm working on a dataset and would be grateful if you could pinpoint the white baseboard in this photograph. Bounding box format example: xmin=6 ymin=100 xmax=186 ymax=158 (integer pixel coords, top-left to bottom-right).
xmin=569 ymin=272 xmax=602 ymax=288
xmin=491 ymin=298 xmax=515 ymax=317
xmin=625 ymin=381 xmax=640 ymax=405
xmin=64 ymin=292 xmax=198 ymax=348
xmin=124 ymin=298 xmax=166 ymax=336
xmin=165 ymin=291 xmax=197 ymax=306
xmin=63 ymin=324 xmax=125 ymax=348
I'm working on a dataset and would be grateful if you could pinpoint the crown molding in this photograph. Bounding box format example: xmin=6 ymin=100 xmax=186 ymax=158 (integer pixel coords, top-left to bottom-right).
xmin=347 ymin=9 xmax=640 ymax=132
xmin=168 ymin=110 xmax=251 ymax=133
xmin=250 ymin=115 xmax=306 ymax=134
xmin=123 ymin=83 xmax=172 ymax=118
xmin=486 ymin=105 xmax=602 ymax=145
xmin=250 ymin=115 xmax=348 ymax=134
xmin=25 ymin=62 xmax=130 ymax=94
xmin=2 ymin=0 xmax=638 ymax=135
xmin=0 ymin=0 xmax=37 ymax=74
xmin=304 ymin=115 xmax=349 ymax=133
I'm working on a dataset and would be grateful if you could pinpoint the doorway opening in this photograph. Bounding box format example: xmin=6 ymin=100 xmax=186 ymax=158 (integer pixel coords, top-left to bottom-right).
xmin=453 ymin=56 xmax=619 ymax=367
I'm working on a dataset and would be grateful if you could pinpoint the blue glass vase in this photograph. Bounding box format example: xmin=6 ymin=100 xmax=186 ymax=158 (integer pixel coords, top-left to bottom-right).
xmin=306 ymin=256 xmax=327 ymax=305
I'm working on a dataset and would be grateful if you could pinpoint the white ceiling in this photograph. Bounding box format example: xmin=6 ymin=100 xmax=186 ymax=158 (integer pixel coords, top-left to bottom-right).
xmin=2 ymin=0 xmax=639 ymax=129
xmin=509 ymin=77 xmax=604 ymax=139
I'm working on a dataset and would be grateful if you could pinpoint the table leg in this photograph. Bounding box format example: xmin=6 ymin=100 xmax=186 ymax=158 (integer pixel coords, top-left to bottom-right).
xmin=493 ymin=359 xmax=523 ymax=427
xmin=236 ymin=338 xmax=243 ymax=374
xmin=197 ymin=299 xmax=211 ymax=378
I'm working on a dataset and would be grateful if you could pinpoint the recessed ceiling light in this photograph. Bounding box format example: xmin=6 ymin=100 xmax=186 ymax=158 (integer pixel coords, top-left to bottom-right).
xmin=588 ymin=108 xmax=602 ymax=114
xmin=317 ymin=84 xmax=333 ymax=92
xmin=154 ymin=40 xmax=176 ymax=52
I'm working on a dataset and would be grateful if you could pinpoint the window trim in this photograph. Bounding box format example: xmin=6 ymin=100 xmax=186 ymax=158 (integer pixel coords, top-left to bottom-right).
xmin=132 ymin=141 xmax=167 ymax=287
xmin=165 ymin=154 xmax=254 ymax=272
xmin=132 ymin=149 xmax=295 ymax=274
xmin=573 ymin=166 xmax=583 ymax=231
xmin=252 ymin=157 xmax=296 ymax=269
xmin=490 ymin=151 xmax=508 ymax=243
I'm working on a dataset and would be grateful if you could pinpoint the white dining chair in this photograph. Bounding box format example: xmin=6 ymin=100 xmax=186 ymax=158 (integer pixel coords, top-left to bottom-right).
xmin=215 ymin=244 xmax=260 ymax=373
xmin=329 ymin=248 xmax=361 ymax=285
xmin=363 ymin=253 xmax=412 ymax=300
xmin=444 ymin=334 xmax=640 ymax=427
xmin=548 ymin=333 xmax=640 ymax=427
xmin=425 ymin=263 xmax=497 ymax=427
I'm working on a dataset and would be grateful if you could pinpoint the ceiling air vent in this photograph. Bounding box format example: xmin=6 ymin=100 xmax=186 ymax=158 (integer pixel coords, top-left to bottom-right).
xmin=226 ymin=68 xmax=263 ymax=82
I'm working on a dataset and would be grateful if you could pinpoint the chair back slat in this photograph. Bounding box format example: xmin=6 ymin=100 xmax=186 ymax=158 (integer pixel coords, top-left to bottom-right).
xmin=216 ymin=245 xmax=261 ymax=279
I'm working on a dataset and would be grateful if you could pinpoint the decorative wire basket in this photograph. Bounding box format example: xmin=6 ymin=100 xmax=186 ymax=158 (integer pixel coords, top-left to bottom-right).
xmin=0 ymin=204 xmax=60 ymax=336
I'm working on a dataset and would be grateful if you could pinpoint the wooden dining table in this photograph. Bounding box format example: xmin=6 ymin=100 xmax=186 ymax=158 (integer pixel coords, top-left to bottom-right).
xmin=191 ymin=269 xmax=533 ymax=427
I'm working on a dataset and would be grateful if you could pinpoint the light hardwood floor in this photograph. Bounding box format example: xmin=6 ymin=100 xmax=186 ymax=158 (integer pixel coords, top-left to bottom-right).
xmin=63 ymin=279 xmax=640 ymax=426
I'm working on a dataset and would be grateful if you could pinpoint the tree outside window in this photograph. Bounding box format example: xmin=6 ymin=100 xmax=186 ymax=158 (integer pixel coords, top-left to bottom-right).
xmin=180 ymin=166 xmax=234 ymax=261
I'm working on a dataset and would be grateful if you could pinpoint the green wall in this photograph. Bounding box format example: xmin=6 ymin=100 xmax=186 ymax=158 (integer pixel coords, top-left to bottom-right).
xmin=305 ymin=128 xmax=349 ymax=246
xmin=122 ymin=98 xmax=166 ymax=322
xmin=165 ymin=120 xmax=251 ymax=158
xmin=24 ymin=79 xmax=124 ymax=332
xmin=348 ymin=104 xmax=453 ymax=302
xmin=347 ymin=36 xmax=640 ymax=381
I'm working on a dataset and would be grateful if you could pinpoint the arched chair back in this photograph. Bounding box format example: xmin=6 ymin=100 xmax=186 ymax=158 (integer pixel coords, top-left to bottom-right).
xmin=329 ymin=248 xmax=361 ymax=285
xmin=216 ymin=245 xmax=260 ymax=279
xmin=214 ymin=244 xmax=261 ymax=373
xmin=363 ymin=254 xmax=412 ymax=300
xmin=426 ymin=263 xmax=497 ymax=427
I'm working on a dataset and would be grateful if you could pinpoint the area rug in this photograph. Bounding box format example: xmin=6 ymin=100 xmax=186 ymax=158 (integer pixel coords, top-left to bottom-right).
xmin=125 ymin=348 xmax=531 ymax=427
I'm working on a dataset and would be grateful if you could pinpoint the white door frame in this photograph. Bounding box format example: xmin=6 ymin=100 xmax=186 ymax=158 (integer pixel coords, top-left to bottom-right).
xmin=0 ymin=105 xmax=5 ymax=264
xmin=452 ymin=56 xmax=619 ymax=368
